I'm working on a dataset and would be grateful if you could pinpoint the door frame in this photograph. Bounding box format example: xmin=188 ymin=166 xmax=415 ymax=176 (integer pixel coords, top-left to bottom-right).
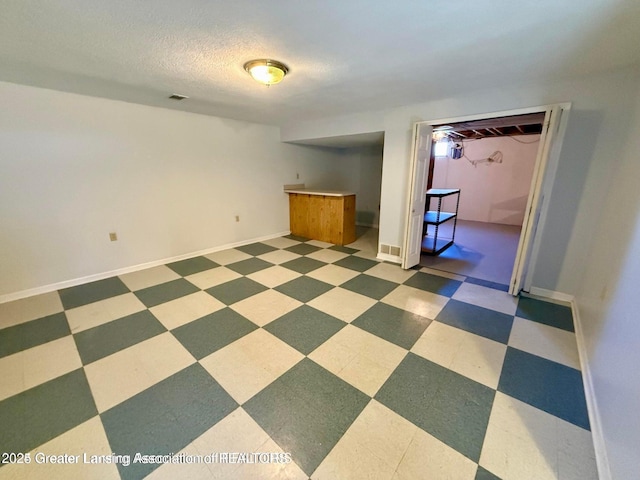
xmin=401 ymin=102 xmax=571 ymax=294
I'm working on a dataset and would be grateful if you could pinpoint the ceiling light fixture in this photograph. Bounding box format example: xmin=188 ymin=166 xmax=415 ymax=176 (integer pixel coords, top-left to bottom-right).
xmin=244 ymin=59 xmax=289 ymax=86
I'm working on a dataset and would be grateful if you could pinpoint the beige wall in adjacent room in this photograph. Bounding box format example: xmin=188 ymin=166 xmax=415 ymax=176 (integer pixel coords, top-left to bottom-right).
xmin=432 ymin=135 xmax=540 ymax=225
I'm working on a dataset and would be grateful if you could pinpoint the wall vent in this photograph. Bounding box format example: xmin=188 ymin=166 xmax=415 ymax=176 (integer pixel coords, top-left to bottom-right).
xmin=380 ymin=244 xmax=402 ymax=256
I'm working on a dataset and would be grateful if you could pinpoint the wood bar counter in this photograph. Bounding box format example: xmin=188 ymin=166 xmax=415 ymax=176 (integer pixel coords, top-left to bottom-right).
xmin=284 ymin=189 xmax=356 ymax=245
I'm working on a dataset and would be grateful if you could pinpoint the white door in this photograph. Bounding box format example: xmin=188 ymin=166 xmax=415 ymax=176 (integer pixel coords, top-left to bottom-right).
xmin=508 ymin=106 xmax=565 ymax=294
xmin=402 ymin=123 xmax=433 ymax=269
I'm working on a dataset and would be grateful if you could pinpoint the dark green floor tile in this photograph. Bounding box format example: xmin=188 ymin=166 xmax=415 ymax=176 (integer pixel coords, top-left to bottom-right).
xmin=281 ymin=257 xmax=326 ymax=274
xmin=235 ymin=242 xmax=278 ymax=256
xmin=274 ymin=276 xmax=334 ymax=303
xmin=333 ymin=255 xmax=377 ymax=272
xmin=376 ymin=353 xmax=494 ymax=462
xmin=101 ymin=363 xmax=237 ymax=480
xmin=341 ymin=274 xmax=398 ymax=300
xmin=285 ymin=243 xmax=322 ymax=256
xmin=264 ymin=305 xmax=345 ymax=354
xmin=171 ymin=308 xmax=258 ymax=359
xmin=352 ymin=303 xmax=431 ymax=349
xmin=466 ymin=277 xmax=509 ymax=293
xmin=73 ymin=310 xmax=166 ymax=364
xmin=244 ymin=359 xmax=369 ymax=476
xmin=0 ymin=369 xmax=98 ymax=455
xmin=59 ymin=277 xmax=130 ymax=309
xmin=476 ymin=465 xmax=502 ymax=479
xmin=226 ymin=257 xmax=274 ymax=275
xmin=498 ymin=347 xmax=590 ymax=430
xmin=436 ymin=299 xmax=514 ymax=344
xmin=404 ymin=271 xmax=462 ymax=297
xmin=167 ymin=256 xmax=218 ymax=276
xmin=205 ymin=277 xmax=267 ymax=305
xmin=329 ymin=245 xmax=358 ymax=254
xmin=133 ymin=278 xmax=199 ymax=308
xmin=516 ymin=296 xmax=574 ymax=332
xmin=0 ymin=312 xmax=70 ymax=358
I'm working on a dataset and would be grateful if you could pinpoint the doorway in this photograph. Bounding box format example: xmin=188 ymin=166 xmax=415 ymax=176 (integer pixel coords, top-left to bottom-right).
xmin=402 ymin=104 xmax=569 ymax=295
xmin=421 ymin=113 xmax=544 ymax=287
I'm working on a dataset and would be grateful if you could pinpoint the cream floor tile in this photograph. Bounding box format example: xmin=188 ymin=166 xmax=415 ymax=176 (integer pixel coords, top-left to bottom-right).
xmin=65 ymin=293 xmax=146 ymax=333
xmin=308 ymin=340 xmax=357 ymax=374
xmin=200 ymin=330 xmax=303 ymax=404
xmin=309 ymin=325 xmax=406 ymax=396
xmin=307 ymin=287 xmax=376 ymax=323
xmin=145 ymin=444 xmax=213 ymax=480
xmin=305 ymin=249 xmax=349 ymax=264
xmin=257 ymin=249 xmax=300 ymax=265
xmin=331 ymin=325 xmax=407 ymax=370
xmin=0 ymin=417 xmax=119 ymax=480
xmin=311 ymin=426 xmax=396 ymax=479
xmin=352 ymin=249 xmax=380 ymax=260
xmin=149 ymin=291 xmax=225 ymax=330
xmin=419 ymin=267 xmax=467 ymax=282
xmin=218 ymin=438 xmax=307 ymax=480
xmin=411 ymin=322 xmax=507 ymax=389
xmin=306 ymin=264 xmax=359 ymax=286
xmin=509 ymin=317 xmax=581 ymax=369
xmin=191 ymin=408 xmax=307 ymax=480
xmin=84 ymin=332 xmax=195 ymax=412
xmin=343 ymin=400 xmax=417 ymax=470
xmin=0 ymin=291 xmax=63 ymax=329
xmin=479 ymin=392 xmax=597 ymax=480
xmin=313 ymin=400 xmax=417 ymax=479
xmin=0 ymin=336 xmax=82 ymax=401
xmin=395 ymin=427 xmax=477 ymax=480
xmin=381 ymin=285 xmax=449 ymax=320
xmin=261 ymin=236 xmax=301 ymax=249
xmin=247 ymin=266 xmax=302 ymax=288
xmin=365 ymin=263 xmax=417 ymax=284
xmin=336 ymin=354 xmax=395 ymax=397
xmin=204 ymin=249 xmax=252 ymax=265
xmin=118 ymin=265 xmax=180 ymax=291
xmin=193 ymin=407 xmax=271 ymax=453
xmin=185 ymin=266 xmax=242 ymax=290
xmin=306 ymin=240 xmax=333 ymax=248
xmin=230 ymin=290 xmax=302 ymax=327
xmin=452 ymin=282 xmax=518 ymax=315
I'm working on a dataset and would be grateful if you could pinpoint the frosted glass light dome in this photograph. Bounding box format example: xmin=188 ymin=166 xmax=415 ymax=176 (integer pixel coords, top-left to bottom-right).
xmin=244 ymin=59 xmax=289 ymax=86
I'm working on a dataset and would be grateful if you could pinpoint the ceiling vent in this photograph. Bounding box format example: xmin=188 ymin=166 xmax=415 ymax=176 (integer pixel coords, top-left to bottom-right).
xmin=168 ymin=94 xmax=189 ymax=101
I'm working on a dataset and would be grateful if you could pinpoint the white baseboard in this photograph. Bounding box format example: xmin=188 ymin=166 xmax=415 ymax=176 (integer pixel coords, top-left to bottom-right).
xmin=376 ymin=252 xmax=401 ymax=264
xmin=526 ymin=286 xmax=574 ymax=306
xmin=570 ymin=299 xmax=612 ymax=480
xmin=0 ymin=231 xmax=291 ymax=305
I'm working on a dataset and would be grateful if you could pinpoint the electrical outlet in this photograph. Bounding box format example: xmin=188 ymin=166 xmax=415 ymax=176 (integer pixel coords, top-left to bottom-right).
xmin=235 ymin=215 xmax=240 ymax=222
xmin=109 ymin=232 xmax=118 ymax=242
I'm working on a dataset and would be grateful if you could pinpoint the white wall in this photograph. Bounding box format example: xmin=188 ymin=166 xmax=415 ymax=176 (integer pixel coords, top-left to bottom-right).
xmin=342 ymin=145 xmax=384 ymax=227
xmin=281 ymin=65 xmax=640 ymax=479
xmin=574 ymin=85 xmax=640 ymax=480
xmin=0 ymin=81 xmax=349 ymax=298
xmin=432 ymin=135 xmax=540 ymax=225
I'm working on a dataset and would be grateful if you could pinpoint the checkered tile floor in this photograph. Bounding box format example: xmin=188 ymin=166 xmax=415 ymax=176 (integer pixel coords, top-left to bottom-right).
xmin=0 ymin=235 xmax=598 ymax=479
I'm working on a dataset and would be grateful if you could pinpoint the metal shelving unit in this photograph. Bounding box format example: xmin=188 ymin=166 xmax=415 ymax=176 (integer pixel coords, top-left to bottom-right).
xmin=421 ymin=188 xmax=461 ymax=255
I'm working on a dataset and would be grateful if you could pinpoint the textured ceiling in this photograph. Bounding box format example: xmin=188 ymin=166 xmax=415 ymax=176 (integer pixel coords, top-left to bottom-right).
xmin=2 ymin=0 xmax=640 ymax=126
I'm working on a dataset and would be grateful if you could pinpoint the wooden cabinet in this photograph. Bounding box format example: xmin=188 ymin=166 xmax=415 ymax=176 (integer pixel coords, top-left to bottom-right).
xmin=286 ymin=191 xmax=356 ymax=245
